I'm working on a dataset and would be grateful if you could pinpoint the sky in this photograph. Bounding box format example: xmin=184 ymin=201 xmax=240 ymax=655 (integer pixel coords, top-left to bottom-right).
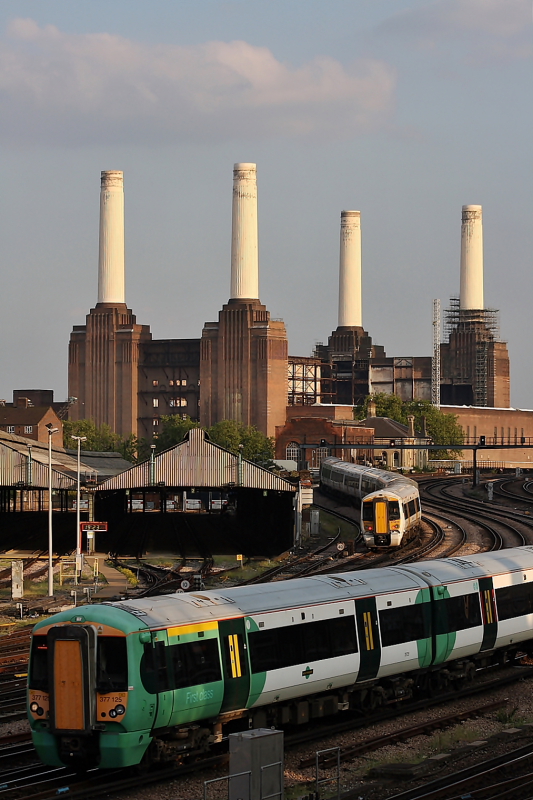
xmin=0 ymin=0 xmax=531 ymax=407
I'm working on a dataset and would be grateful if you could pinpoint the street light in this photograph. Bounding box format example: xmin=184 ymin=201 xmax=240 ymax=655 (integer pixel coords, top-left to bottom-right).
xmin=46 ymin=423 xmax=59 ymax=597
xmin=71 ymin=435 xmax=87 ymax=583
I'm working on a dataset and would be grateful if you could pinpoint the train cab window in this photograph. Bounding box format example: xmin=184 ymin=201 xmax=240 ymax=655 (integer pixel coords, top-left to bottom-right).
xmin=496 ymin=582 xmax=533 ymax=620
xmin=435 ymin=593 xmax=482 ymax=634
xmin=362 ymin=502 xmax=374 ymax=521
xmin=29 ymin=636 xmax=49 ymax=690
xmin=379 ymin=605 xmax=428 ymax=647
xmin=97 ymin=637 xmax=128 ymax=692
xmin=388 ymin=501 xmax=400 ymax=521
xmin=141 ymin=640 xmax=169 ymax=693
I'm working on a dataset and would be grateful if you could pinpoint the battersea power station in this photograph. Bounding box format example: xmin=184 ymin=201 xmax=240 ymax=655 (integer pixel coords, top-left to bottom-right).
xmin=68 ymin=165 xmax=511 ymax=448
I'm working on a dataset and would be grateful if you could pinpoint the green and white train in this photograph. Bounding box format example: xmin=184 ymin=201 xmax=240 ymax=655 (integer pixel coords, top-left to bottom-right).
xmin=28 ymin=546 xmax=533 ymax=769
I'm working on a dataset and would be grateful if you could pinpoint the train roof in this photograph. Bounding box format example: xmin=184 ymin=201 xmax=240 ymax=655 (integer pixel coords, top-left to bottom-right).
xmin=321 ymin=458 xmax=418 ymax=489
xmin=397 ymin=546 xmax=533 ymax=585
xmin=105 ymin=568 xmax=428 ymax=628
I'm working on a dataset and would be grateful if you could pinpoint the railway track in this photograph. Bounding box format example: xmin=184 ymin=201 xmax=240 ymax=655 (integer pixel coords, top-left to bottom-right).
xmin=419 ymin=477 xmax=531 ymax=548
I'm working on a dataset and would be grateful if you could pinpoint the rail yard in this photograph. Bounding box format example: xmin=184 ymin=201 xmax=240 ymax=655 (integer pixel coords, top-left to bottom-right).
xmin=2 ymin=473 xmax=533 ymax=799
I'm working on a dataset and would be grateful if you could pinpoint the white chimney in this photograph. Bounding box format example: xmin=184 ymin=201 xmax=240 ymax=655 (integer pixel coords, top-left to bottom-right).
xmin=460 ymin=204 xmax=483 ymax=310
xmin=338 ymin=210 xmax=362 ymax=327
xmin=98 ymin=170 xmax=125 ymax=304
xmin=230 ymin=163 xmax=259 ymax=300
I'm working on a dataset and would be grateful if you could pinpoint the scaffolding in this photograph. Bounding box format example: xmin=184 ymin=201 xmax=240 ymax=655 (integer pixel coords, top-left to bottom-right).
xmin=432 ymin=299 xmax=441 ymax=407
xmin=442 ymin=298 xmax=502 ymax=408
xmin=444 ymin=297 xmax=500 ymax=341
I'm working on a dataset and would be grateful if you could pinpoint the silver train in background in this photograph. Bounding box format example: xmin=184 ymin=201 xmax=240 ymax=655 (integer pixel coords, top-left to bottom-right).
xmin=319 ymin=458 xmax=422 ymax=549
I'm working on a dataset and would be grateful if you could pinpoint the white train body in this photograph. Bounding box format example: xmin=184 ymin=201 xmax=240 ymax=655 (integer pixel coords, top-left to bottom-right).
xmin=320 ymin=457 xmax=422 ymax=548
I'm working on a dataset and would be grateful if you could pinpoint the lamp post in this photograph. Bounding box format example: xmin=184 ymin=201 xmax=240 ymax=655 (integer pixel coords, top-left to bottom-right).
xmin=71 ymin=435 xmax=87 ymax=583
xmin=46 ymin=423 xmax=59 ymax=597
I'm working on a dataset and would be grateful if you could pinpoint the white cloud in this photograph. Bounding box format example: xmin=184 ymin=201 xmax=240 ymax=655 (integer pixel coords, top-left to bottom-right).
xmin=0 ymin=19 xmax=396 ymax=145
xmin=378 ymin=0 xmax=532 ymax=61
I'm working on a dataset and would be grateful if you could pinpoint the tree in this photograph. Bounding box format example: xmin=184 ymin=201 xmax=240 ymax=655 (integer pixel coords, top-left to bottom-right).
xmin=355 ymin=394 xmax=463 ymax=458
xmin=207 ymin=420 xmax=275 ymax=465
xmin=63 ymin=419 xmax=123 ymax=453
xmin=154 ymin=415 xmax=199 ymax=452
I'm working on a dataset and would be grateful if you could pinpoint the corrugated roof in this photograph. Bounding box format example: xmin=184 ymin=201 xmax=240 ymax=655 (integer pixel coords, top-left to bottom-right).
xmin=0 ymin=431 xmax=133 ymax=488
xmin=99 ymin=428 xmax=296 ymax=492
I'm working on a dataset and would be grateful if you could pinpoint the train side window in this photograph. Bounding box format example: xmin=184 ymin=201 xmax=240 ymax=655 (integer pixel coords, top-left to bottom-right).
xmin=415 ymin=498 xmax=421 ymax=513
xmin=330 ymin=616 xmax=358 ymax=657
xmin=435 ymin=594 xmax=482 ymax=634
xmin=496 ymin=583 xmax=533 ymax=620
xmin=389 ymin=501 xmax=400 ymax=520
xmin=248 ymin=630 xmax=280 ymax=672
xmin=302 ymin=619 xmax=330 ymax=661
xmin=408 ymin=500 xmax=416 ymax=517
xmin=97 ymin=637 xmax=128 ymax=692
xmin=403 ymin=503 xmax=409 ymax=518
xmin=185 ymin=640 xmax=222 ymax=684
xmin=29 ymin=636 xmax=49 ymax=690
xmin=248 ymin=616 xmax=357 ymax=674
xmin=379 ymin=605 xmax=427 ymax=647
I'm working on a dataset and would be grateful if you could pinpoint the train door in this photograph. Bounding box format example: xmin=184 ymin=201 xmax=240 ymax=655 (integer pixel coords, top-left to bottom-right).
xmin=479 ymin=577 xmax=498 ymax=652
xmin=374 ymin=500 xmax=388 ymax=535
xmin=354 ymin=598 xmax=381 ymax=682
xmin=150 ymin=631 xmax=174 ymax=729
xmin=218 ymin=618 xmax=250 ymax=712
xmin=47 ymin=625 xmax=97 ymax=734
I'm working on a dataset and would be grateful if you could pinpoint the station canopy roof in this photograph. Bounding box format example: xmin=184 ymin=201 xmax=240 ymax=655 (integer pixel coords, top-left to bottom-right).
xmin=0 ymin=430 xmax=132 ymax=489
xmin=98 ymin=428 xmax=297 ymax=493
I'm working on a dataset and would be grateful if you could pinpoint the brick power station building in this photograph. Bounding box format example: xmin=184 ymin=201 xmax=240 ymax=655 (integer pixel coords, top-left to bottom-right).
xmin=68 ymin=169 xmax=511 ymax=446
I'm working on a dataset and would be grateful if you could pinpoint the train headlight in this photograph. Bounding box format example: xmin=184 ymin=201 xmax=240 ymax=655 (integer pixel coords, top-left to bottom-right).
xmin=30 ymin=702 xmax=39 ymax=712
xmin=115 ymin=705 xmax=125 ymax=716
xmin=109 ymin=709 xmax=117 ymax=718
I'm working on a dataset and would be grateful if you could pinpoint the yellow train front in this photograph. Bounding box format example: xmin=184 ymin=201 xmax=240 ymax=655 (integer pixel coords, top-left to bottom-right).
xmin=361 ymin=487 xmax=421 ymax=548
xmin=319 ymin=458 xmax=422 ymax=549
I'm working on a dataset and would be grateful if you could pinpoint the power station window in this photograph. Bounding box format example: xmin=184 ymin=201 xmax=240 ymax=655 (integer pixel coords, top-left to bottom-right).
xmin=152 ymin=398 xmax=159 ymax=407
xmin=29 ymin=636 xmax=49 ymax=690
xmin=97 ymin=637 xmax=128 ymax=692
xmin=152 ymin=380 xmax=158 ymax=386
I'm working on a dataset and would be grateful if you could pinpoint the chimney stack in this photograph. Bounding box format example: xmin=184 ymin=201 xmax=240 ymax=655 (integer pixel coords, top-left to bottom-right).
xmin=338 ymin=210 xmax=362 ymax=328
xmin=98 ymin=171 xmax=125 ymax=304
xmin=230 ymin=163 xmax=259 ymax=300
xmin=460 ymin=204 xmax=483 ymax=310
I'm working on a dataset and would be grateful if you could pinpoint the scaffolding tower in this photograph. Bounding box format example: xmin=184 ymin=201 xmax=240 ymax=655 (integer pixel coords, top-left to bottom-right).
xmin=432 ymin=299 xmax=441 ymax=407
xmin=442 ymin=297 xmax=502 ymax=407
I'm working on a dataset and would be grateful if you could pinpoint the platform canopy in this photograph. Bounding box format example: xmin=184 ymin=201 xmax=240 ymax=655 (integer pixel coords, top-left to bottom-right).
xmin=98 ymin=428 xmax=297 ymax=492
